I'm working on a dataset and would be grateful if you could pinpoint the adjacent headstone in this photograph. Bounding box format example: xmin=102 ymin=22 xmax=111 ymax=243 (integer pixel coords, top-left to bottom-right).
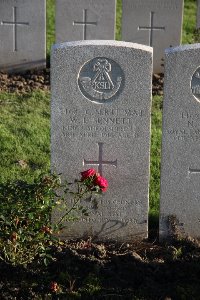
xmin=51 ymin=40 xmax=152 ymax=242
xmin=0 ymin=0 xmax=46 ymax=72
xmin=197 ymin=0 xmax=200 ymax=28
xmin=122 ymin=0 xmax=184 ymax=73
xmin=160 ymin=44 xmax=200 ymax=241
xmin=56 ymin=0 xmax=116 ymax=43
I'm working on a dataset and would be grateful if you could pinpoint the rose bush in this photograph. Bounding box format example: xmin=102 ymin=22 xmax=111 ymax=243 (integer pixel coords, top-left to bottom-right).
xmin=0 ymin=169 xmax=108 ymax=266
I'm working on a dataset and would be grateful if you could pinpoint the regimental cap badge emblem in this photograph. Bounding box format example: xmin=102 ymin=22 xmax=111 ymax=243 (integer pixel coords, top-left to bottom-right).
xmin=78 ymin=57 xmax=124 ymax=103
xmin=191 ymin=66 xmax=200 ymax=102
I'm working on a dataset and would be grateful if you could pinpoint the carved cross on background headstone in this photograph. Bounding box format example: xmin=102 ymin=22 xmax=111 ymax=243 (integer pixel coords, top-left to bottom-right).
xmin=0 ymin=6 xmax=29 ymax=52
xmin=73 ymin=9 xmax=97 ymax=40
xmin=188 ymin=167 xmax=200 ymax=175
xmin=83 ymin=142 xmax=117 ymax=176
xmin=138 ymin=11 xmax=165 ymax=47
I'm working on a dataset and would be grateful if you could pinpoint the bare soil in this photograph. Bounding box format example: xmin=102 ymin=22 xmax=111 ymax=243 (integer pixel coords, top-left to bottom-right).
xmin=1 ymin=233 xmax=200 ymax=300
xmin=0 ymin=69 xmax=50 ymax=94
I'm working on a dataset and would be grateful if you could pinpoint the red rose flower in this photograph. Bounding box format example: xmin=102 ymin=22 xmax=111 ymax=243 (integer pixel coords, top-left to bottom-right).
xmin=81 ymin=168 xmax=96 ymax=180
xmin=94 ymin=175 xmax=108 ymax=192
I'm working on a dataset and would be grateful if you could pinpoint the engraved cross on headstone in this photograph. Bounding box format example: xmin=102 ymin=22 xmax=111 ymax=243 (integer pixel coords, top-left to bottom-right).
xmin=138 ymin=11 xmax=165 ymax=47
xmin=83 ymin=142 xmax=117 ymax=176
xmin=0 ymin=6 xmax=29 ymax=52
xmin=73 ymin=9 xmax=97 ymax=40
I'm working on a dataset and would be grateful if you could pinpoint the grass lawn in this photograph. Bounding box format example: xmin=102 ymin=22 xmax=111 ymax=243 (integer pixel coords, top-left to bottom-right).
xmin=0 ymin=91 xmax=50 ymax=182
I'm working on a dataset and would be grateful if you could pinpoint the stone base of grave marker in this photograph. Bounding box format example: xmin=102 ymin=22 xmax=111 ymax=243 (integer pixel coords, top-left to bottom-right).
xmin=51 ymin=40 xmax=152 ymax=242
xmin=0 ymin=0 xmax=46 ymax=73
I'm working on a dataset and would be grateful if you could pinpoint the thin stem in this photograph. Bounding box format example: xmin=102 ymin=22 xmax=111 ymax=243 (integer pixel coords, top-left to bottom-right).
xmin=57 ymin=186 xmax=90 ymax=226
xmin=57 ymin=196 xmax=81 ymax=225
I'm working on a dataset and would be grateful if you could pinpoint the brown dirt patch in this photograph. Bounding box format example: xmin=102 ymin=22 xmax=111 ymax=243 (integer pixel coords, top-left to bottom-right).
xmin=1 ymin=236 xmax=200 ymax=299
xmin=0 ymin=69 xmax=50 ymax=94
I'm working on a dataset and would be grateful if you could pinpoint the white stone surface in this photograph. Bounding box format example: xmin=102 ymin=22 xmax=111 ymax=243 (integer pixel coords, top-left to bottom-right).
xmin=0 ymin=0 xmax=46 ymax=72
xmin=160 ymin=43 xmax=200 ymax=241
xmin=122 ymin=0 xmax=183 ymax=73
xmin=51 ymin=40 xmax=152 ymax=242
xmin=56 ymin=0 xmax=116 ymax=43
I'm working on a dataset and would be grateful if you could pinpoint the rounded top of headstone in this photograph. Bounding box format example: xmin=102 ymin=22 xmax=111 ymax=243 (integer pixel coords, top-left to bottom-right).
xmin=52 ymin=40 xmax=153 ymax=53
xmin=165 ymin=43 xmax=200 ymax=54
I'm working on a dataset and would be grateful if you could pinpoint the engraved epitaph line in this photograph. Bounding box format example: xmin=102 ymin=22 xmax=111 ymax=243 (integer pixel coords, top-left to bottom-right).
xmin=0 ymin=6 xmax=29 ymax=51
xmin=73 ymin=9 xmax=97 ymax=40
xmin=138 ymin=11 xmax=165 ymax=47
xmin=83 ymin=142 xmax=117 ymax=176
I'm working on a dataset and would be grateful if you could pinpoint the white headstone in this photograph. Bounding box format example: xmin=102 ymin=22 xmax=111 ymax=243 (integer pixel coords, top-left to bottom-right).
xmin=56 ymin=0 xmax=116 ymax=43
xmin=160 ymin=44 xmax=200 ymax=241
xmin=51 ymin=40 xmax=152 ymax=242
xmin=122 ymin=0 xmax=184 ymax=73
xmin=0 ymin=0 xmax=46 ymax=72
